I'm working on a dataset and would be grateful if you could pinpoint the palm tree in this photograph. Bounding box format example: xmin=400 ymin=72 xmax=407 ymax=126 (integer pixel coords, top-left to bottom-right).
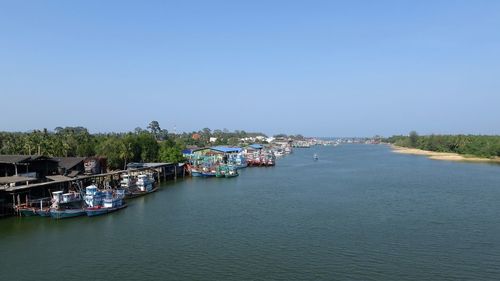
xmin=119 ymin=141 xmax=134 ymax=170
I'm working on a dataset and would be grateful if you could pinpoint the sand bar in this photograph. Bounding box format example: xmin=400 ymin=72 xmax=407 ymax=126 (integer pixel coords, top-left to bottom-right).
xmin=390 ymin=145 xmax=500 ymax=163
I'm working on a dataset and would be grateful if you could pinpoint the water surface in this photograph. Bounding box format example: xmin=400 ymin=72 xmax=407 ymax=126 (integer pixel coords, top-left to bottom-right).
xmin=1 ymin=144 xmax=500 ymax=280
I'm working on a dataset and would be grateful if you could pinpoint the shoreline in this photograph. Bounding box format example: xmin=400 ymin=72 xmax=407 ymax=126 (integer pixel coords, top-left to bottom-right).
xmin=390 ymin=145 xmax=500 ymax=164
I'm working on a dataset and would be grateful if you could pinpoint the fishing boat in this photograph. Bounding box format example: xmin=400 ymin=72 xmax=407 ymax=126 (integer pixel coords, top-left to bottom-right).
xmin=50 ymin=208 xmax=86 ymax=219
xmin=84 ymin=185 xmax=104 ymax=208
xmin=191 ymin=164 xmax=216 ymax=177
xmin=36 ymin=208 xmax=51 ymax=217
xmin=50 ymin=191 xmax=86 ymax=219
xmin=16 ymin=206 xmax=37 ymax=217
xmin=86 ymin=189 xmax=127 ymax=217
xmin=34 ymin=197 xmax=52 ymax=217
xmin=215 ymin=165 xmax=226 ymax=178
xmin=228 ymin=153 xmax=248 ymax=169
xmin=225 ymin=167 xmax=239 ymax=178
xmin=126 ymin=174 xmax=157 ymax=198
xmin=201 ymin=171 xmax=216 ymax=177
xmin=191 ymin=168 xmax=203 ymax=177
xmin=313 ymin=153 xmax=319 ymax=160
xmin=15 ymin=197 xmax=52 ymax=217
xmin=137 ymin=174 xmax=154 ymax=191
xmin=216 ymin=165 xmax=239 ymax=178
xmin=120 ymin=173 xmax=136 ymax=189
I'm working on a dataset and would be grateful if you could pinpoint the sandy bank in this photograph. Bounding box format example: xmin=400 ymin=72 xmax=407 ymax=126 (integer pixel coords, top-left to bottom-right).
xmin=390 ymin=145 xmax=500 ymax=163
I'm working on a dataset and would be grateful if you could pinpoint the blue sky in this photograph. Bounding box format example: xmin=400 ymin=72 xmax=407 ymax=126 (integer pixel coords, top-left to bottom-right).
xmin=1 ymin=0 xmax=499 ymax=137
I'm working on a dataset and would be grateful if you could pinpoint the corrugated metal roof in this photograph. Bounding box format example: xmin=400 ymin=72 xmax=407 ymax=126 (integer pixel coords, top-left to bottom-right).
xmin=210 ymin=146 xmax=242 ymax=153
xmin=0 ymin=175 xmax=37 ymax=184
xmin=0 ymin=155 xmax=58 ymax=164
xmin=0 ymin=155 xmax=32 ymax=164
xmin=53 ymin=157 xmax=86 ymax=170
xmin=248 ymin=144 xmax=263 ymax=150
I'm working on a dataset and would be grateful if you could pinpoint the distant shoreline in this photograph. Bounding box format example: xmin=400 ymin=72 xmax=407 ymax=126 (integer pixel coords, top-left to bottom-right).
xmin=390 ymin=145 xmax=500 ymax=164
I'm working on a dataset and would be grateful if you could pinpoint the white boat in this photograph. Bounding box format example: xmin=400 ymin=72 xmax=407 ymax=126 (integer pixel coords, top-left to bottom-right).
xmin=120 ymin=174 xmax=136 ymax=189
xmin=85 ymin=189 xmax=127 ymax=217
xmin=136 ymin=174 xmax=154 ymax=192
xmin=50 ymin=191 xmax=85 ymax=219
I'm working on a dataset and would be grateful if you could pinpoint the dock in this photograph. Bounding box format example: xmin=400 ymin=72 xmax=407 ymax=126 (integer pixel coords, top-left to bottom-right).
xmin=0 ymin=163 xmax=185 ymax=217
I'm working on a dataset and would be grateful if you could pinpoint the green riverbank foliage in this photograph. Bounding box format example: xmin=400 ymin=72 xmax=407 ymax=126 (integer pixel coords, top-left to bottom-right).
xmin=385 ymin=132 xmax=500 ymax=158
xmin=0 ymin=122 xmax=269 ymax=170
xmin=0 ymin=125 xmax=184 ymax=170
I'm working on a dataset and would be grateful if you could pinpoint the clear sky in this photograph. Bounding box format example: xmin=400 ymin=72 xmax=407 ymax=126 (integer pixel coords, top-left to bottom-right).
xmin=1 ymin=0 xmax=499 ymax=137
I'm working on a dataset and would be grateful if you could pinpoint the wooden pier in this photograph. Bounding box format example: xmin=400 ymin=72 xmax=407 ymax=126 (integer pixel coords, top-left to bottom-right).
xmin=0 ymin=163 xmax=185 ymax=217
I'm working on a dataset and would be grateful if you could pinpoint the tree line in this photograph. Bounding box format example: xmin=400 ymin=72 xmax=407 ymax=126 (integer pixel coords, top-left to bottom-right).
xmin=385 ymin=131 xmax=500 ymax=158
xmin=0 ymin=122 xmax=272 ymax=170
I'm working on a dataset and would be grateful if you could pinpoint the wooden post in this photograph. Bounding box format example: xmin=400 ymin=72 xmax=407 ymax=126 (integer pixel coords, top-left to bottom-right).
xmin=174 ymin=165 xmax=177 ymax=180
xmin=157 ymin=168 xmax=161 ymax=184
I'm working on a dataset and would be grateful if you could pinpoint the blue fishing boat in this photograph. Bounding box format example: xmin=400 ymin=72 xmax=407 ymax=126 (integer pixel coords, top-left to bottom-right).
xmin=201 ymin=170 xmax=216 ymax=177
xmin=191 ymin=170 xmax=203 ymax=177
xmin=84 ymin=185 xmax=103 ymax=208
xmin=228 ymin=153 xmax=247 ymax=169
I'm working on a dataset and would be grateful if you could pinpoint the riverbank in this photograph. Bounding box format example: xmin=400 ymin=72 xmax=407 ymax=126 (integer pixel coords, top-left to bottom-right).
xmin=391 ymin=145 xmax=500 ymax=164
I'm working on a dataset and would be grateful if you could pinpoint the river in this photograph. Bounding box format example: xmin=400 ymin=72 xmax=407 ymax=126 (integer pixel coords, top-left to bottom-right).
xmin=1 ymin=144 xmax=500 ymax=280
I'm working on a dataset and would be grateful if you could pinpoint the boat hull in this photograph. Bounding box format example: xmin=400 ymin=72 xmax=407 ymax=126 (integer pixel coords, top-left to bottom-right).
xmin=126 ymin=186 xmax=158 ymax=199
xmin=18 ymin=208 xmax=37 ymax=217
xmin=86 ymin=204 xmax=128 ymax=217
xmin=50 ymin=209 xmax=86 ymax=219
xmin=191 ymin=171 xmax=203 ymax=177
xmin=36 ymin=209 xmax=51 ymax=217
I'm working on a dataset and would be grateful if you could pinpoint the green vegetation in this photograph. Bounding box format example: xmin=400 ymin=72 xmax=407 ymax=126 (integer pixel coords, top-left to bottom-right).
xmin=0 ymin=122 xmax=270 ymax=170
xmin=385 ymin=132 xmax=500 ymax=158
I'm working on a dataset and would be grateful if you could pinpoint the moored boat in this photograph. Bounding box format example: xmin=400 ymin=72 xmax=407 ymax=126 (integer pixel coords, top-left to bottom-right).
xmin=120 ymin=173 xmax=136 ymax=189
xmin=36 ymin=208 xmax=51 ymax=217
xmin=15 ymin=197 xmax=52 ymax=217
xmin=50 ymin=208 xmax=86 ymax=219
xmin=125 ymin=174 xmax=157 ymax=198
xmin=86 ymin=189 xmax=127 ymax=217
xmin=225 ymin=167 xmax=239 ymax=178
xmin=216 ymin=165 xmax=238 ymax=178
xmin=50 ymin=191 xmax=85 ymax=219
xmin=17 ymin=206 xmax=37 ymax=217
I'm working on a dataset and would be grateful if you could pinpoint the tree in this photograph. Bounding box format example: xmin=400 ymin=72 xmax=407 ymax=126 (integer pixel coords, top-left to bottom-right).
xmin=159 ymin=142 xmax=185 ymax=163
xmin=134 ymin=127 xmax=144 ymax=134
xmin=409 ymin=131 xmax=419 ymax=148
xmin=137 ymin=132 xmax=159 ymax=162
xmin=147 ymin=121 xmax=161 ymax=139
xmin=97 ymin=137 xmax=123 ymax=170
xmin=119 ymin=140 xmax=134 ymax=169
